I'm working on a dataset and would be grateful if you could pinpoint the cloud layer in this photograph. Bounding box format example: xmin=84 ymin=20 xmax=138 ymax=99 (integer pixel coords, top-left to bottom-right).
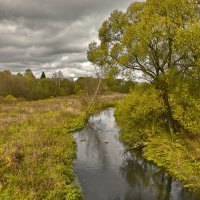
xmin=0 ymin=0 xmax=134 ymax=78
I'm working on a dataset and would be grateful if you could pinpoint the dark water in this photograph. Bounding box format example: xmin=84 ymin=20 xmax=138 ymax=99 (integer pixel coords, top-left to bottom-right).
xmin=74 ymin=108 xmax=195 ymax=200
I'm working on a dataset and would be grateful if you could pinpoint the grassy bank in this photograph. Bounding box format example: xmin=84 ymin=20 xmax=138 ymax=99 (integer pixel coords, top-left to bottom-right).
xmin=115 ymin=85 xmax=200 ymax=198
xmin=0 ymin=93 xmax=124 ymax=200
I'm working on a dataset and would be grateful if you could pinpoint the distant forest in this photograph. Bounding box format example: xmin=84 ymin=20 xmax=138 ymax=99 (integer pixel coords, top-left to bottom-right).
xmin=0 ymin=69 xmax=135 ymax=100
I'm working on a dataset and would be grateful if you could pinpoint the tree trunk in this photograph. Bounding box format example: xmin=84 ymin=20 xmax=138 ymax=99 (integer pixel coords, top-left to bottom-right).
xmin=86 ymin=77 xmax=101 ymax=114
xmin=164 ymin=176 xmax=172 ymax=200
xmin=162 ymin=89 xmax=176 ymax=134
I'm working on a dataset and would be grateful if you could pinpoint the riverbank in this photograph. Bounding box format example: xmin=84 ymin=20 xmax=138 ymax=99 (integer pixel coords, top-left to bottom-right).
xmin=74 ymin=108 xmax=194 ymax=200
xmin=115 ymin=86 xmax=200 ymax=199
xmin=0 ymin=93 xmax=124 ymax=199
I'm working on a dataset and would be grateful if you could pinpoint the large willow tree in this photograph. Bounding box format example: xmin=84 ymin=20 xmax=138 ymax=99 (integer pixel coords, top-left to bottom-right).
xmin=88 ymin=0 xmax=200 ymax=134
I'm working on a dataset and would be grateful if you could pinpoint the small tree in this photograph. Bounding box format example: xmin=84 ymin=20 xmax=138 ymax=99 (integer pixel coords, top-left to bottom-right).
xmin=24 ymin=69 xmax=35 ymax=79
xmin=52 ymin=71 xmax=64 ymax=95
xmin=0 ymin=70 xmax=12 ymax=77
xmin=17 ymin=72 xmax=23 ymax=77
xmin=40 ymin=72 xmax=46 ymax=79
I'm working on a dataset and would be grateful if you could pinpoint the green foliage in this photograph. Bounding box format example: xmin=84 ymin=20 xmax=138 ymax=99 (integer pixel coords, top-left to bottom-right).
xmin=88 ymin=0 xmax=199 ymax=81
xmin=164 ymin=67 xmax=200 ymax=135
xmin=144 ymin=135 xmax=200 ymax=194
xmin=115 ymin=82 xmax=200 ymax=194
xmin=172 ymin=95 xmax=200 ymax=135
xmin=0 ymin=94 xmax=124 ymax=199
xmin=115 ymin=84 xmax=165 ymax=147
xmin=0 ymin=98 xmax=84 ymax=200
xmin=0 ymin=70 xmax=132 ymax=101
xmin=24 ymin=69 xmax=35 ymax=79
xmin=88 ymin=0 xmax=200 ymax=134
xmin=74 ymin=76 xmax=135 ymax=95
xmin=4 ymin=95 xmax=16 ymax=101
xmin=75 ymin=77 xmax=105 ymax=95
xmin=0 ymin=70 xmax=75 ymax=100
xmin=66 ymin=185 xmax=83 ymax=200
xmin=103 ymin=68 xmax=135 ymax=93
xmin=0 ymin=119 xmax=78 ymax=199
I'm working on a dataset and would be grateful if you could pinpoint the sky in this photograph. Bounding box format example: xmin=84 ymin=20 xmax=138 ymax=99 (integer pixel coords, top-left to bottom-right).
xmin=0 ymin=0 xmax=134 ymax=78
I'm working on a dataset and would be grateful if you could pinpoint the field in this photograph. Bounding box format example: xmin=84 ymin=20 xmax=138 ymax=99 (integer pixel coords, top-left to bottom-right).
xmin=0 ymin=93 xmax=124 ymax=200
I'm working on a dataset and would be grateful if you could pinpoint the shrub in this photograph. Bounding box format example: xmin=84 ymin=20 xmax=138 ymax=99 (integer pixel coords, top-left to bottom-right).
xmin=115 ymin=84 xmax=165 ymax=148
xmin=4 ymin=95 xmax=16 ymax=101
xmin=173 ymin=97 xmax=200 ymax=135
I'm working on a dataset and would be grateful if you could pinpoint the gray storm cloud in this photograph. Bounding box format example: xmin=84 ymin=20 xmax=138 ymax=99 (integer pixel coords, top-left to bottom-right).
xmin=0 ymin=0 xmax=133 ymax=77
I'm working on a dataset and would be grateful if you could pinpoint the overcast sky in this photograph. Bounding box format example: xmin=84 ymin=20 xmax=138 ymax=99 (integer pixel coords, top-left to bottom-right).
xmin=0 ymin=0 xmax=134 ymax=78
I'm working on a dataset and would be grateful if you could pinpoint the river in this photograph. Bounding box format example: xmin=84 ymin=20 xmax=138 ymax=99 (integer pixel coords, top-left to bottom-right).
xmin=74 ymin=108 xmax=195 ymax=200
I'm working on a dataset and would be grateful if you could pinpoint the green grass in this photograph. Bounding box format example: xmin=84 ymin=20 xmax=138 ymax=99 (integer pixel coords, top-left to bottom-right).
xmin=143 ymin=133 xmax=200 ymax=195
xmin=0 ymin=93 xmax=125 ymax=200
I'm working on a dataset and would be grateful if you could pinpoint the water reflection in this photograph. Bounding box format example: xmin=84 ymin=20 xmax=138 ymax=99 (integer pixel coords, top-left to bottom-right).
xmin=74 ymin=108 xmax=195 ymax=200
xmin=120 ymin=153 xmax=192 ymax=200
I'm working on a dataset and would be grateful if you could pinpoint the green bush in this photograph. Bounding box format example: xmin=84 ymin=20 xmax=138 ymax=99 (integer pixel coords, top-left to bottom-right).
xmin=115 ymin=84 xmax=165 ymax=148
xmin=66 ymin=185 xmax=83 ymax=200
xmin=4 ymin=95 xmax=16 ymax=101
xmin=172 ymin=97 xmax=200 ymax=135
xmin=115 ymin=83 xmax=200 ymax=194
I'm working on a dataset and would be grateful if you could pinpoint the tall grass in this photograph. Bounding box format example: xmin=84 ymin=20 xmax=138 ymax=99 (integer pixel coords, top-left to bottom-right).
xmin=0 ymin=94 xmax=124 ymax=199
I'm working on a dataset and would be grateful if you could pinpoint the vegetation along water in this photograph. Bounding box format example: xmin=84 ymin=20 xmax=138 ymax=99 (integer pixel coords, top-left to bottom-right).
xmin=0 ymin=0 xmax=200 ymax=199
xmin=74 ymin=108 xmax=196 ymax=200
xmin=87 ymin=0 xmax=200 ymax=199
xmin=0 ymin=94 xmax=124 ymax=199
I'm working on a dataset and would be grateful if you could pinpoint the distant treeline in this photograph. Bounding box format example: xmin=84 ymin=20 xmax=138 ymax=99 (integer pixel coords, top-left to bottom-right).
xmin=0 ymin=69 xmax=135 ymax=100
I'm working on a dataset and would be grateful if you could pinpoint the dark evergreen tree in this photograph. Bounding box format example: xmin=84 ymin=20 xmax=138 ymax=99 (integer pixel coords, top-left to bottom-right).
xmin=40 ymin=72 xmax=46 ymax=79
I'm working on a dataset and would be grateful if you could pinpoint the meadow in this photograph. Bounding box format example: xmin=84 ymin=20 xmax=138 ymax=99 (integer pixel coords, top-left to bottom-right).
xmin=0 ymin=94 xmax=124 ymax=200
